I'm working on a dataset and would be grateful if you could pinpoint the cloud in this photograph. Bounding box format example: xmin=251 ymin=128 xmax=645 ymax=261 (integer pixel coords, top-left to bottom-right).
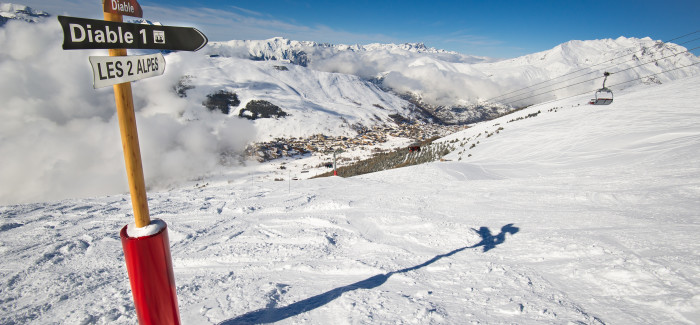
xmin=226 ymin=5 xmax=266 ymax=18
xmin=0 ymin=20 xmax=253 ymax=204
xmin=307 ymin=47 xmax=501 ymax=106
xmin=381 ymin=66 xmax=498 ymax=106
xmin=132 ymin=3 xmax=398 ymax=46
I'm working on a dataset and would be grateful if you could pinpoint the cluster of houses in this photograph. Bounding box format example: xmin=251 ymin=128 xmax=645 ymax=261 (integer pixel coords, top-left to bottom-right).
xmin=245 ymin=123 xmax=469 ymax=162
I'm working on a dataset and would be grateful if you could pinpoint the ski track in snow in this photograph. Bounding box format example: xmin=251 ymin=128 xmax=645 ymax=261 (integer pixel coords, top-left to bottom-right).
xmin=2 ymin=77 xmax=700 ymax=324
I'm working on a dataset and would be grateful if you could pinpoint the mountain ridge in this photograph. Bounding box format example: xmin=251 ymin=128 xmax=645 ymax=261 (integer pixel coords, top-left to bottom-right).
xmin=0 ymin=3 xmax=49 ymax=26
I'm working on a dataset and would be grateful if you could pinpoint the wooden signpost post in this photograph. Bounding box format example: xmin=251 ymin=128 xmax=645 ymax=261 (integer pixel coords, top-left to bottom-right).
xmin=59 ymin=2 xmax=208 ymax=323
xmin=101 ymin=10 xmax=152 ymax=229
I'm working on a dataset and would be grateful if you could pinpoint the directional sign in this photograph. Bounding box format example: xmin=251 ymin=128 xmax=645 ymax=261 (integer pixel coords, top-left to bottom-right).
xmin=58 ymin=16 xmax=208 ymax=51
xmin=89 ymin=53 xmax=165 ymax=88
xmin=104 ymin=0 xmax=143 ymax=18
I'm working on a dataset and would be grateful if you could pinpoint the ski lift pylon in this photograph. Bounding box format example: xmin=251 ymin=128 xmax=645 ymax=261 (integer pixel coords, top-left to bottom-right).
xmin=590 ymin=72 xmax=613 ymax=105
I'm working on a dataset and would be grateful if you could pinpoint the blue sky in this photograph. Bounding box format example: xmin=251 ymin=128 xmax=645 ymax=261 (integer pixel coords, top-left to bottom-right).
xmin=21 ymin=0 xmax=700 ymax=58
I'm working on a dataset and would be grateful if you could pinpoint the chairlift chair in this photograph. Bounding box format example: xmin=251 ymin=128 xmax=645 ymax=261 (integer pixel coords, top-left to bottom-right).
xmin=589 ymin=72 xmax=613 ymax=105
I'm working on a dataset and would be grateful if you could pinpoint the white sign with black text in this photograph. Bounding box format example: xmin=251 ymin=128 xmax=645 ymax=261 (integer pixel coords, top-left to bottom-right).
xmin=88 ymin=53 xmax=165 ymax=88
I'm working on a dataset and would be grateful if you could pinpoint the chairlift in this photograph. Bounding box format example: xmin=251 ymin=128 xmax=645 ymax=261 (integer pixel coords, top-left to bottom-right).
xmin=589 ymin=72 xmax=613 ymax=105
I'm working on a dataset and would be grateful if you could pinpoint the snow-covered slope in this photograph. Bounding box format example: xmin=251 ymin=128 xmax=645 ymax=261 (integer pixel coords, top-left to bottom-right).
xmin=179 ymin=55 xmax=415 ymax=140
xmin=439 ymin=72 xmax=700 ymax=169
xmin=2 ymin=73 xmax=699 ymax=324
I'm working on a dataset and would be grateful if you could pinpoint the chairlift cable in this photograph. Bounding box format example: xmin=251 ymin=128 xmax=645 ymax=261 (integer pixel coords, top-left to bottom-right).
xmin=607 ymin=61 xmax=700 ymax=88
xmin=486 ymin=30 xmax=700 ymax=103
xmin=664 ymin=30 xmax=700 ymax=44
xmin=488 ymin=30 xmax=700 ymax=102
xmin=501 ymin=45 xmax=700 ymax=106
xmin=499 ymin=45 xmax=699 ymax=104
xmin=504 ymin=61 xmax=700 ymax=108
xmin=502 ymin=75 xmax=605 ymax=106
xmin=677 ymin=36 xmax=700 ymax=46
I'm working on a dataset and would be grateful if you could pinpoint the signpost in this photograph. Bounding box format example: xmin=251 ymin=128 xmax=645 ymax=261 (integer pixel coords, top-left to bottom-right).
xmin=89 ymin=53 xmax=165 ymax=88
xmin=58 ymin=16 xmax=208 ymax=51
xmin=59 ymin=1 xmax=208 ymax=323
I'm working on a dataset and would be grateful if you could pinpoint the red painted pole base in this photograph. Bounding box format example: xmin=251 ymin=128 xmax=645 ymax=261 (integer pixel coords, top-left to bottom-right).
xmin=120 ymin=221 xmax=181 ymax=325
xmin=333 ymin=170 xmax=338 ymax=176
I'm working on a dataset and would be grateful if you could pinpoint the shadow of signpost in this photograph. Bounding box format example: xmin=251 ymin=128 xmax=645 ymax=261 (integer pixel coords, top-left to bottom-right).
xmin=219 ymin=224 xmax=519 ymax=325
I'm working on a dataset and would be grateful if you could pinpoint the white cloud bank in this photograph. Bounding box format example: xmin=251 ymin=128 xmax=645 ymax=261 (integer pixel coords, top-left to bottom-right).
xmin=0 ymin=20 xmax=253 ymax=204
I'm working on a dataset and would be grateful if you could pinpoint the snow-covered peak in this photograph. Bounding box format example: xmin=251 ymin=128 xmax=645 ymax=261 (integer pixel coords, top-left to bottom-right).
xmin=498 ymin=36 xmax=693 ymax=70
xmin=128 ymin=18 xmax=163 ymax=26
xmin=206 ymin=37 xmax=321 ymax=66
xmin=342 ymin=41 xmax=441 ymax=54
xmin=0 ymin=3 xmax=49 ymax=25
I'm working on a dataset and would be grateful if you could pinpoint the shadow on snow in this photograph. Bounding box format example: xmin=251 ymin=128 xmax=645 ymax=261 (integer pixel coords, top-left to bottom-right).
xmin=219 ymin=224 xmax=519 ymax=325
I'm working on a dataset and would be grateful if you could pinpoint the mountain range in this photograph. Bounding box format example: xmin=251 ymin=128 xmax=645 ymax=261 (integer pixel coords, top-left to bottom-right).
xmin=2 ymin=2 xmax=699 ymax=129
xmin=204 ymin=35 xmax=699 ymax=113
xmin=190 ymin=34 xmax=700 ymax=130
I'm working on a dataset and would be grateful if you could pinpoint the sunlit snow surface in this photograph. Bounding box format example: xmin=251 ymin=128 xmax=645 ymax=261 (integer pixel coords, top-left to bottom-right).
xmin=2 ymin=75 xmax=699 ymax=324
